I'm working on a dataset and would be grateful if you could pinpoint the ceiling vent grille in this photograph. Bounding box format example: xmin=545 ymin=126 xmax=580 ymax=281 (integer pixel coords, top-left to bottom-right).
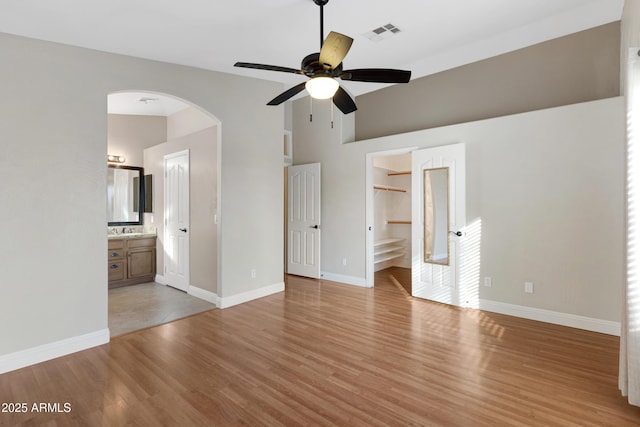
xmin=363 ymin=23 xmax=401 ymax=42
xmin=138 ymin=97 xmax=159 ymax=104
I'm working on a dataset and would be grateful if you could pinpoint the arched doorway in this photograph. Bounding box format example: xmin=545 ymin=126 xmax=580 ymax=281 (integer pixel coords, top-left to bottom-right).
xmin=106 ymin=90 xmax=221 ymax=336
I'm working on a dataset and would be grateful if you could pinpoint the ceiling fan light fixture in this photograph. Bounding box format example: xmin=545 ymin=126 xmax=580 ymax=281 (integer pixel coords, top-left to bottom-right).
xmin=305 ymin=76 xmax=339 ymax=99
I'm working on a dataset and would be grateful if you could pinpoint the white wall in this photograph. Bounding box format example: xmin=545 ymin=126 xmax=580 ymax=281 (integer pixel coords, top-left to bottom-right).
xmin=0 ymin=31 xmax=284 ymax=370
xmin=293 ymin=97 xmax=625 ymax=324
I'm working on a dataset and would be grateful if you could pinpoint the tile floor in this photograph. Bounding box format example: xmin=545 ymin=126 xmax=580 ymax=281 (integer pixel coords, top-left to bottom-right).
xmin=108 ymin=282 xmax=216 ymax=337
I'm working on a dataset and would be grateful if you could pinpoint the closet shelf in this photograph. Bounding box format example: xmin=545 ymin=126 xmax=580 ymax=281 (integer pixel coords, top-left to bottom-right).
xmin=388 ymin=220 xmax=411 ymax=224
xmin=373 ymin=238 xmax=405 ymax=264
xmin=374 ymin=184 xmax=406 ymax=193
xmin=387 ymin=171 xmax=411 ymax=176
xmin=374 ymin=245 xmax=404 ymax=256
xmin=374 ymin=238 xmax=404 ymax=247
xmin=374 ymin=252 xmax=405 ymax=264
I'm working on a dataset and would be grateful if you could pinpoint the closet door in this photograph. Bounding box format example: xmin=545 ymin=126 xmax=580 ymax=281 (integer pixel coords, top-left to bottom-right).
xmin=411 ymin=143 xmax=466 ymax=305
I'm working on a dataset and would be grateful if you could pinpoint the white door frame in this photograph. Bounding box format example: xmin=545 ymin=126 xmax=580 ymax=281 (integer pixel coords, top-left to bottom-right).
xmin=365 ymin=147 xmax=418 ymax=287
xmin=164 ymin=149 xmax=190 ymax=291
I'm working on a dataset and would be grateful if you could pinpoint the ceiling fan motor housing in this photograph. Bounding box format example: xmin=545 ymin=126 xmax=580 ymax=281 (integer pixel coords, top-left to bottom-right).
xmin=301 ymin=53 xmax=341 ymax=77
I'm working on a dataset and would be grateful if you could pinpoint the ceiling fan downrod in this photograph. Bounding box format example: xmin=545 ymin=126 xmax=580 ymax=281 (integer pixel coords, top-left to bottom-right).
xmin=314 ymin=0 xmax=330 ymax=49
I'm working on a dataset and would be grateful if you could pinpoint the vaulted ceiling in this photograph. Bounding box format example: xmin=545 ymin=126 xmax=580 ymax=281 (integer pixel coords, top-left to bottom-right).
xmin=0 ymin=0 xmax=624 ymax=99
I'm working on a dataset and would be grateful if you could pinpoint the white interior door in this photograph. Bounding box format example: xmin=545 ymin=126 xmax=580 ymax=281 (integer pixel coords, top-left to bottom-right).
xmin=287 ymin=163 xmax=321 ymax=278
xmin=411 ymin=143 xmax=465 ymax=305
xmin=164 ymin=150 xmax=190 ymax=291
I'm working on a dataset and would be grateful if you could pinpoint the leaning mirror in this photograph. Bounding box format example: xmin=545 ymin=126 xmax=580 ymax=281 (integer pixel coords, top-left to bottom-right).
xmin=107 ymin=165 xmax=144 ymax=225
xmin=423 ymin=167 xmax=449 ymax=265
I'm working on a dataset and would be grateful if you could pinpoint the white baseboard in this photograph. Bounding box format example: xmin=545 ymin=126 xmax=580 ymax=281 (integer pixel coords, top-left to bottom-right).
xmin=188 ymin=286 xmax=220 ymax=307
xmin=0 ymin=329 xmax=110 ymax=374
xmin=320 ymin=272 xmax=370 ymax=288
xmin=479 ymin=299 xmax=621 ymax=336
xmin=154 ymin=274 xmax=166 ymax=284
xmin=219 ymin=282 xmax=285 ymax=309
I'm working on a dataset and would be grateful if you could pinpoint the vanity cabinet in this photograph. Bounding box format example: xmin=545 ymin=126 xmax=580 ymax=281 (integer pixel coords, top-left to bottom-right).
xmin=108 ymin=236 xmax=156 ymax=288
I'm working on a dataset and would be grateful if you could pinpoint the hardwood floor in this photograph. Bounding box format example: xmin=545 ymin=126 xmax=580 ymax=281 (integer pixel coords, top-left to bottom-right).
xmin=378 ymin=266 xmax=411 ymax=295
xmin=1 ymin=271 xmax=639 ymax=426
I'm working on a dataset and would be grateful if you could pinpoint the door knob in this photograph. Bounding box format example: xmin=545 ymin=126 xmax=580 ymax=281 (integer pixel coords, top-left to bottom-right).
xmin=310 ymin=225 xmax=319 ymax=229
xmin=179 ymin=228 xmax=188 ymax=232
xmin=450 ymin=230 xmax=462 ymax=237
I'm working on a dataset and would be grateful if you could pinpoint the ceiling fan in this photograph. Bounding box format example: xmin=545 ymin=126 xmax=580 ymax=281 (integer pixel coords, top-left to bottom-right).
xmin=234 ymin=0 xmax=411 ymax=114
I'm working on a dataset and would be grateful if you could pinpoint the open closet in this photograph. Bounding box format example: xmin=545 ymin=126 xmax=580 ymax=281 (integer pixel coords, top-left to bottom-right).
xmin=372 ymin=153 xmax=412 ymax=292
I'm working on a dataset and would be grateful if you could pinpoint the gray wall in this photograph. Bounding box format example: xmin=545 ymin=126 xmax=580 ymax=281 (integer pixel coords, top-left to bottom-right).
xmin=107 ymin=114 xmax=167 ymax=167
xmin=167 ymin=107 xmax=215 ymax=140
xmin=355 ymin=22 xmax=621 ymax=141
xmin=292 ymin=97 xmax=624 ymax=322
xmin=0 ymin=31 xmax=283 ymax=358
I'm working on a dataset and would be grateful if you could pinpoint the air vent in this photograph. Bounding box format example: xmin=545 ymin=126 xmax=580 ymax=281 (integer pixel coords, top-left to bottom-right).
xmin=138 ymin=97 xmax=159 ymax=104
xmin=363 ymin=23 xmax=402 ymax=42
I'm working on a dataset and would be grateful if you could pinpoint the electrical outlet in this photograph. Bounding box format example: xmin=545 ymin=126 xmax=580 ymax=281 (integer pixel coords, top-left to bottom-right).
xmin=524 ymin=281 xmax=534 ymax=294
xmin=251 ymin=269 xmax=257 ymax=279
xmin=483 ymin=277 xmax=492 ymax=287
xmin=342 ymin=258 xmax=347 ymax=266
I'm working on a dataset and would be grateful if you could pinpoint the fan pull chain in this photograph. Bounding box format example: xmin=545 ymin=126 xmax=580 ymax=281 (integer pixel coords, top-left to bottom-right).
xmin=309 ymin=96 xmax=313 ymax=122
xmin=330 ymin=100 xmax=334 ymax=129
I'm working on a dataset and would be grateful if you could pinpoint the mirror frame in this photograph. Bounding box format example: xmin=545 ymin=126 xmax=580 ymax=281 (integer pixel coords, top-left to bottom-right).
xmin=108 ymin=165 xmax=145 ymax=226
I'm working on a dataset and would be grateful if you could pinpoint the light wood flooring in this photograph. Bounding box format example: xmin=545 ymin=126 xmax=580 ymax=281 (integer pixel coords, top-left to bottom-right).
xmin=108 ymin=282 xmax=216 ymax=337
xmin=379 ymin=265 xmax=412 ymax=295
xmin=1 ymin=270 xmax=639 ymax=426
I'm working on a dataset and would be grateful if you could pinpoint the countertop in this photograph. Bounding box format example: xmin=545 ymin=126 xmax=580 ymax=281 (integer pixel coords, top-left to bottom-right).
xmin=108 ymin=233 xmax=157 ymax=240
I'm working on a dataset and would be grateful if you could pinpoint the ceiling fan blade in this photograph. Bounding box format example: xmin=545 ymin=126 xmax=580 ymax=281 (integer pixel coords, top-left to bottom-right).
xmin=319 ymin=31 xmax=354 ymax=70
xmin=267 ymin=82 xmax=308 ymax=106
xmin=234 ymin=62 xmax=304 ymax=75
xmin=340 ymin=68 xmax=411 ymax=83
xmin=332 ymin=86 xmax=357 ymax=114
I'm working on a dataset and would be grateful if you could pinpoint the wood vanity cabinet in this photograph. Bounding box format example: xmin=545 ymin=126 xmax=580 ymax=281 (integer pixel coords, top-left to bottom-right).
xmin=108 ymin=237 xmax=156 ymax=288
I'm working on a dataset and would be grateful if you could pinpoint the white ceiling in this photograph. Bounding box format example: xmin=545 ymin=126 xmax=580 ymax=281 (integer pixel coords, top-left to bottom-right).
xmin=0 ymin=0 xmax=624 ymax=112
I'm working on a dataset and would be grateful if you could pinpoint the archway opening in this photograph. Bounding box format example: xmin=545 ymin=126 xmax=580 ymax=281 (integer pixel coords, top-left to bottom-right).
xmin=106 ymin=90 xmax=221 ymax=336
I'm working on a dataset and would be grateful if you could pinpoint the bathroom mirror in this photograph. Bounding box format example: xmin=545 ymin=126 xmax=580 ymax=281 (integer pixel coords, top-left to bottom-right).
xmin=423 ymin=167 xmax=449 ymax=265
xmin=107 ymin=165 xmax=144 ymax=225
